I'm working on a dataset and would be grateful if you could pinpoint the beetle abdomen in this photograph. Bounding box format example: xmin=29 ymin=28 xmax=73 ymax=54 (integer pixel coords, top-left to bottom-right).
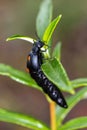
xmin=30 ymin=68 xmax=68 ymax=108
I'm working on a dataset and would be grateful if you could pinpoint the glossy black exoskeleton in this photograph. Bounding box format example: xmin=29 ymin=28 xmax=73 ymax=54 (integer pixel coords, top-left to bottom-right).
xmin=27 ymin=40 xmax=68 ymax=108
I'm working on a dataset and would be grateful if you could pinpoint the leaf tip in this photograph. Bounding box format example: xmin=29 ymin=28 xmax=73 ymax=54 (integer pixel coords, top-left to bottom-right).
xmin=6 ymin=38 xmax=9 ymax=42
xmin=70 ymin=89 xmax=75 ymax=95
xmin=59 ymin=14 xmax=62 ymax=18
xmin=58 ymin=14 xmax=62 ymax=21
xmin=6 ymin=35 xmax=17 ymax=42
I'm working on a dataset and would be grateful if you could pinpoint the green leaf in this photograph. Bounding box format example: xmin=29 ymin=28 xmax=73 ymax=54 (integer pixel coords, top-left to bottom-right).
xmin=6 ymin=34 xmax=35 ymax=43
xmin=43 ymin=15 xmax=62 ymax=44
xmin=0 ymin=64 xmax=40 ymax=90
xmin=52 ymin=42 xmax=62 ymax=60
xmin=71 ymin=78 xmax=87 ymax=88
xmin=59 ymin=117 xmax=87 ymax=130
xmin=56 ymin=87 xmax=87 ymax=128
xmin=41 ymin=58 xmax=74 ymax=94
xmin=36 ymin=0 xmax=52 ymax=39
xmin=0 ymin=108 xmax=49 ymax=130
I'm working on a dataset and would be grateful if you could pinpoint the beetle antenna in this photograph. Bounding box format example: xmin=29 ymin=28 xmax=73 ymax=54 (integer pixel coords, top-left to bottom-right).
xmin=35 ymin=31 xmax=40 ymax=40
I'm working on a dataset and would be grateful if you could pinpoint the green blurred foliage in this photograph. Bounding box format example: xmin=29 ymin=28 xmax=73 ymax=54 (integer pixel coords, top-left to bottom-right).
xmin=0 ymin=0 xmax=87 ymax=37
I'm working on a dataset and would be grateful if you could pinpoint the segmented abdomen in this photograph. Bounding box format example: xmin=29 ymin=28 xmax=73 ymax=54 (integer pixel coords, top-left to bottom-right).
xmin=30 ymin=68 xmax=68 ymax=108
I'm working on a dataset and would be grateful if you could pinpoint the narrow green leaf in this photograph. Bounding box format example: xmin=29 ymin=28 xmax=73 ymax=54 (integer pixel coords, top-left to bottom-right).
xmin=56 ymin=87 xmax=87 ymax=128
xmin=41 ymin=58 xmax=74 ymax=93
xmin=0 ymin=64 xmax=40 ymax=90
xmin=52 ymin=42 xmax=62 ymax=60
xmin=36 ymin=0 xmax=52 ymax=39
xmin=0 ymin=108 xmax=50 ymax=130
xmin=43 ymin=15 xmax=62 ymax=44
xmin=6 ymin=35 xmax=35 ymax=43
xmin=71 ymin=78 xmax=87 ymax=88
xmin=59 ymin=117 xmax=87 ymax=130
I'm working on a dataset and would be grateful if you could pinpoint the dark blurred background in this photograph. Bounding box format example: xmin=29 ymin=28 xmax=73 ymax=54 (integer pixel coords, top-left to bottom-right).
xmin=0 ymin=0 xmax=87 ymax=130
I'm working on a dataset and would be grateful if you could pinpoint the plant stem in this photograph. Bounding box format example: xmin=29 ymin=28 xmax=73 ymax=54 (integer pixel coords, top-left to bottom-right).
xmin=50 ymin=101 xmax=56 ymax=130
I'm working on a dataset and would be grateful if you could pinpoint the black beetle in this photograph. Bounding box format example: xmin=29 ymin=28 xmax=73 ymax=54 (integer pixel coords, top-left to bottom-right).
xmin=27 ymin=40 xmax=68 ymax=108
